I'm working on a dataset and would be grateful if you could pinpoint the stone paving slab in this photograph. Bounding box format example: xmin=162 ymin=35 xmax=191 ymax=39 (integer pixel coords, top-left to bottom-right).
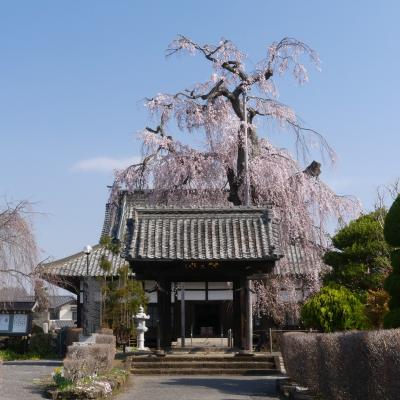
xmin=0 ymin=361 xmax=56 ymax=399
xmin=114 ymin=375 xmax=282 ymax=400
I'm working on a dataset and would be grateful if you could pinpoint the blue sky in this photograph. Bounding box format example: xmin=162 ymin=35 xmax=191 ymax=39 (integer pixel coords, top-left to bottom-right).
xmin=1 ymin=1 xmax=399 ymax=260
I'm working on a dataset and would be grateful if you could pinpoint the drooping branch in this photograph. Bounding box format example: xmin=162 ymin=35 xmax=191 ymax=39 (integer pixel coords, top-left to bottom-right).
xmin=112 ymin=34 xmax=360 ymax=266
xmin=0 ymin=200 xmax=41 ymax=292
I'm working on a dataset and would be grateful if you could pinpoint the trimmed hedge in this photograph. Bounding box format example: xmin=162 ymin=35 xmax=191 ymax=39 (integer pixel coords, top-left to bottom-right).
xmin=282 ymin=330 xmax=400 ymax=399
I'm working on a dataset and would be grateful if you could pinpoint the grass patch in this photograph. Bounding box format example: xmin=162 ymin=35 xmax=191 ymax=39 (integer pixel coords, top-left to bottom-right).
xmin=0 ymin=349 xmax=59 ymax=361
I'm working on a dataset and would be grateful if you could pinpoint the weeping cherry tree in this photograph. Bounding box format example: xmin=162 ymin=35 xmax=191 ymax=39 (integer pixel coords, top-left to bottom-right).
xmin=110 ymin=35 xmax=359 ymax=323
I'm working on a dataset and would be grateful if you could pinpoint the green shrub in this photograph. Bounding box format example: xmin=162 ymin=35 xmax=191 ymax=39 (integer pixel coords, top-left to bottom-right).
xmin=7 ymin=337 xmax=28 ymax=353
xmin=52 ymin=367 xmax=73 ymax=391
xmin=301 ymin=285 xmax=367 ymax=332
xmin=29 ymin=333 xmax=54 ymax=357
xmin=323 ymin=211 xmax=391 ymax=294
xmin=0 ymin=349 xmax=44 ymax=361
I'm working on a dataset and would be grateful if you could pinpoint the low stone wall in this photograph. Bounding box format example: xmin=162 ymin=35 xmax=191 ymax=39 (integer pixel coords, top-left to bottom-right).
xmin=63 ymin=332 xmax=116 ymax=382
xmin=281 ymin=329 xmax=400 ymax=400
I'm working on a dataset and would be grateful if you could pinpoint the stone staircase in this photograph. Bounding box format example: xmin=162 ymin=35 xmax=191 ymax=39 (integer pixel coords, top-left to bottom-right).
xmin=129 ymin=353 xmax=279 ymax=375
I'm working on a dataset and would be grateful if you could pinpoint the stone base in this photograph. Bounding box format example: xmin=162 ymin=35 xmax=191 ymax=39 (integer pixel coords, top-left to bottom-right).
xmin=136 ymin=347 xmax=151 ymax=352
xmin=76 ymin=333 xmax=98 ymax=344
xmin=235 ymin=350 xmax=255 ymax=357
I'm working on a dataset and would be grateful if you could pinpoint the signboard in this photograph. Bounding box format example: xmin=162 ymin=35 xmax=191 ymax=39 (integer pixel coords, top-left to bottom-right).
xmin=0 ymin=314 xmax=10 ymax=331
xmin=0 ymin=313 xmax=31 ymax=336
xmin=12 ymin=314 xmax=28 ymax=333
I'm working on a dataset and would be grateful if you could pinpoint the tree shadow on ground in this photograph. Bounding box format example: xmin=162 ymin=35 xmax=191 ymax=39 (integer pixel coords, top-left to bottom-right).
xmin=160 ymin=377 xmax=277 ymax=398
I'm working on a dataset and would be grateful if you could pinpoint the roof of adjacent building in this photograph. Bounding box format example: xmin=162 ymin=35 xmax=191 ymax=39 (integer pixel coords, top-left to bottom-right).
xmin=125 ymin=207 xmax=282 ymax=261
xmin=0 ymin=289 xmax=75 ymax=311
xmin=0 ymin=287 xmax=33 ymax=303
xmin=272 ymin=243 xmax=321 ymax=276
xmin=50 ymin=320 xmax=76 ymax=329
xmin=41 ymin=244 xmax=128 ymax=277
xmin=47 ymin=295 xmax=76 ymax=309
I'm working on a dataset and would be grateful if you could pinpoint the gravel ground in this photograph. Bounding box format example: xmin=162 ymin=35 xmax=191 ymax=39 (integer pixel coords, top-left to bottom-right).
xmin=0 ymin=360 xmax=61 ymax=400
xmin=114 ymin=375 xmax=281 ymax=400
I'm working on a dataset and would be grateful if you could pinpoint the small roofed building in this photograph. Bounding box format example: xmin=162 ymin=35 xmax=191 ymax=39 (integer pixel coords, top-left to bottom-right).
xmin=41 ymin=244 xmax=128 ymax=333
xmin=0 ymin=288 xmax=35 ymax=336
xmin=41 ymin=190 xmax=319 ymax=350
xmin=36 ymin=295 xmax=77 ymax=331
xmin=123 ymin=206 xmax=283 ymax=349
xmin=0 ymin=288 xmax=78 ymax=335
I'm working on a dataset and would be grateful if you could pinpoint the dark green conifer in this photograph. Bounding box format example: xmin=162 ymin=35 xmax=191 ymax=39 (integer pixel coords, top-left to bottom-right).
xmin=383 ymin=196 xmax=400 ymax=328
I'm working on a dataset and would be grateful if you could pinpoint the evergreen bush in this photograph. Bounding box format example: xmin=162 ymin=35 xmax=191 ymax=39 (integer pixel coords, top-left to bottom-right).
xmin=29 ymin=333 xmax=54 ymax=357
xmin=301 ymin=285 xmax=367 ymax=332
xmin=383 ymin=195 xmax=400 ymax=328
xmin=384 ymin=195 xmax=400 ymax=246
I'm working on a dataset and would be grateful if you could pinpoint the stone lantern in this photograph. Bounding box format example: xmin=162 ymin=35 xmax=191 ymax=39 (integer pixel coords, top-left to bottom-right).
xmin=134 ymin=306 xmax=150 ymax=351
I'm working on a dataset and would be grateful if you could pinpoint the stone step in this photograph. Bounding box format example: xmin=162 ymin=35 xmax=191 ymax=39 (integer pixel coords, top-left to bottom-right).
xmin=131 ymin=361 xmax=275 ymax=369
xmin=129 ymin=355 xmax=274 ymax=363
xmin=130 ymin=368 xmax=279 ymax=375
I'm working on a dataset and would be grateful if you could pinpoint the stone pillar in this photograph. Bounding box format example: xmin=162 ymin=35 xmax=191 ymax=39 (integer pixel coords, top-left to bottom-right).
xmin=82 ymin=277 xmax=102 ymax=336
xmin=157 ymin=280 xmax=172 ymax=351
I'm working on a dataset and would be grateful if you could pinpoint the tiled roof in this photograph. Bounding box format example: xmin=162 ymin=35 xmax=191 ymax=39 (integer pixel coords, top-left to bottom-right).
xmin=101 ymin=191 xmax=151 ymax=240
xmin=125 ymin=207 xmax=282 ymax=261
xmin=41 ymin=244 xmax=128 ymax=277
xmin=0 ymin=287 xmax=32 ymax=302
xmin=0 ymin=301 xmax=36 ymax=311
xmin=47 ymin=296 xmax=76 ymax=309
xmin=274 ymin=244 xmax=322 ymax=276
xmin=45 ymin=189 xmax=322 ymax=280
xmin=0 ymin=292 xmax=75 ymax=311
xmin=104 ymin=191 xmax=322 ymax=274
xmin=50 ymin=320 xmax=76 ymax=329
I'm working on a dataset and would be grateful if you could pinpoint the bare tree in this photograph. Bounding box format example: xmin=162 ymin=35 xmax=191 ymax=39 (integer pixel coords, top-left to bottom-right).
xmin=0 ymin=200 xmax=45 ymax=302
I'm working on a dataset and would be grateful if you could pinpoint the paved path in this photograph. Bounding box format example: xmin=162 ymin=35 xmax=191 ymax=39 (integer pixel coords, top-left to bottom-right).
xmin=0 ymin=362 xmax=281 ymax=400
xmin=114 ymin=375 xmax=281 ymax=400
xmin=0 ymin=360 xmax=60 ymax=399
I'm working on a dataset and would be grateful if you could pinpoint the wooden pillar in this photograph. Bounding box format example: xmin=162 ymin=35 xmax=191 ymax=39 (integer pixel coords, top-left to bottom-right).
xmin=157 ymin=280 xmax=172 ymax=351
xmin=239 ymin=278 xmax=247 ymax=349
xmin=233 ymin=279 xmax=243 ymax=349
xmin=76 ymin=291 xmax=82 ymax=328
xmin=245 ymin=279 xmax=253 ymax=352
xmin=180 ymin=282 xmax=185 ymax=347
